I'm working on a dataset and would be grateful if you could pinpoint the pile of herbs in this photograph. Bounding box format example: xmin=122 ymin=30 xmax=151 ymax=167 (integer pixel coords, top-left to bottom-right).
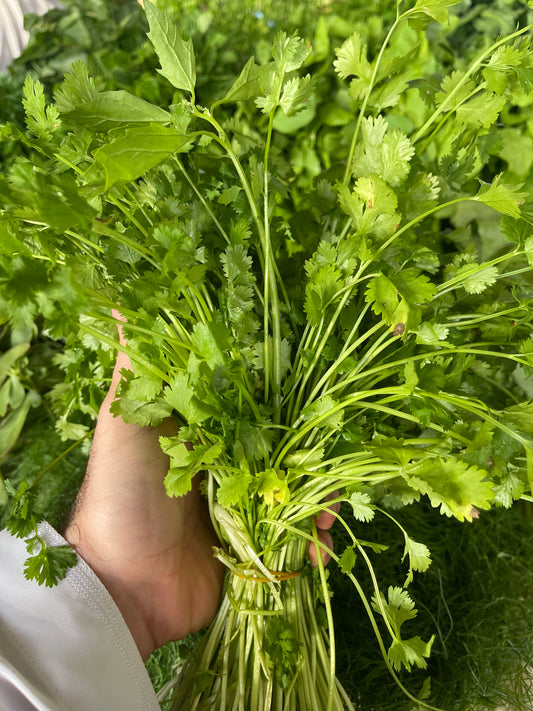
xmin=1 ymin=0 xmax=533 ymax=709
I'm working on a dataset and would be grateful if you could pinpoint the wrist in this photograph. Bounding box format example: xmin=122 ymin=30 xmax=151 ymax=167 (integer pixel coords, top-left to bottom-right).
xmin=64 ymin=522 xmax=157 ymax=661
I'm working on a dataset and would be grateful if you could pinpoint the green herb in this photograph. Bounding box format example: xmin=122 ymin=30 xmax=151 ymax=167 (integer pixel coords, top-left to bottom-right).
xmin=1 ymin=1 xmax=533 ymax=709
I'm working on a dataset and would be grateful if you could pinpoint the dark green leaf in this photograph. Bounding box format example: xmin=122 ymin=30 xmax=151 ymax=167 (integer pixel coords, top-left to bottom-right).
xmin=94 ymin=124 xmax=194 ymax=188
xmin=145 ymin=1 xmax=196 ymax=94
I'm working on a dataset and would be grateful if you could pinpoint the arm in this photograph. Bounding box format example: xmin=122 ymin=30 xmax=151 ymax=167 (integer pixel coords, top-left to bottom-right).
xmin=0 ymin=522 xmax=160 ymax=711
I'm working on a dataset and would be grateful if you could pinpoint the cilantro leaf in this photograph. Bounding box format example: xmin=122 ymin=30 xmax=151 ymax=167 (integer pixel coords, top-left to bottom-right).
xmin=348 ymin=491 xmax=375 ymax=522
xmin=338 ymin=546 xmax=357 ymax=574
xmin=302 ymin=395 xmax=344 ymax=431
xmin=160 ymin=438 xmax=224 ymax=497
xmin=164 ymin=372 xmax=215 ymax=424
xmin=354 ymin=116 xmax=414 ymax=187
xmin=415 ymin=322 xmax=450 ymax=345
xmin=264 ymin=616 xmax=302 ymax=690
xmin=475 ymin=175 xmax=527 ymax=218
xmin=272 ymin=32 xmax=310 ymax=73
xmin=22 ymin=77 xmax=60 ymax=140
xmin=372 ymin=586 xmax=434 ymax=671
xmin=402 ymin=457 xmax=494 ymax=521
xmin=94 ymin=124 xmax=194 ymax=189
xmin=279 ymin=75 xmax=313 ymax=117
xmin=455 ymin=263 xmax=499 ymax=294
xmin=334 ymin=33 xmax=372 ymax=98
xmin=53 ymin=62 xmax=96 ymax=114
xmin=217 ymin=472 xmax=253 ymax=507
xmin=456 ymin=92 xmax=506 ymax=130
xmin=24 ymin=539 xmax=77 ymax=588
xmin=402 ymin=535 xmax=432 ymax=585
xmin=387 ymin=635 xmax=435 ymax=672
xmin=257 ymin=469 xmax=290 ymax=507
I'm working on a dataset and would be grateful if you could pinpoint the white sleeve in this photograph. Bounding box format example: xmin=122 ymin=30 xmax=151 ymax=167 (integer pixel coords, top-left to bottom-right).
xmin=0 ymin=0 xmax=64 ymax=72
xmin=0 ymin=522 xmax=160 ymax=711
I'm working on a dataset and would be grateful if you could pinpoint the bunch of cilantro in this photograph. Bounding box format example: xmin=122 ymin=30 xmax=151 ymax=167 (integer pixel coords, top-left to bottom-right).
xmin=1 ymin=0 xmax=533 ymax=709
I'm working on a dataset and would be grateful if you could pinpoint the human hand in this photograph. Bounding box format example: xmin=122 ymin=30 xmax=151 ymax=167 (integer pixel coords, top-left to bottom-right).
xmin=63 ymin=338 xmax=224 ymax=661
xmin=309 ymin=493 xmax=340 ymax=568
xmin=64 ymin=316 xmax=337 ymax=660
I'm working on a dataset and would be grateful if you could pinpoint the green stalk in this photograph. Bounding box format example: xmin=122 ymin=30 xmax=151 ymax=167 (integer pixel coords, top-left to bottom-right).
xmin=417 ymin=84 xmax=486 ymax=155
xmin=87 ymin=310 xmax=190 ymax=350
xmin=286 ymin=285 xmax=356 ymax=428
xmin=267 ymin=519 xmax=446 ymax=711
xmin=325 ymin=344 xmax=531 ymax=400
xmin=411 ymin=24 xmax=533 ymax=145
xmin=313 ymin=518 xmax=335 ymax=711
xmin=342 ymin=9 xmax=405 ymax=186
xmin=419 ymin=389 xmax=532 ymax=448
xmin=192 ymin=109 xmax=264 ymax=241
xmin=92 ymin=220 xmax=161 ymax=268
xmin=370 ymin=196 xmax=471 ymax=264
xmin=174 ymin=157 xmax=231 ymax=245
xmin=31 ymin=428 xmax=94 ymax=489
xmin=304 ymin=318 xmax=383 ymax=409
xmin=78 ymin=322 xmax=168 ymax=380
xmin=107 ymin=191 xmax=150 ymax=238
xmin=446 ymin=306 xmax=529 ymax=328
xmin=64 ymin=229 xmax=105 ymax=254
xmin=437 ymin=248 xmax=521 ymax=295
xmin=274 ymin=386 xmax=411 ymax=468
xmin=263 ymin=111 xmax=275 ymax=410
xmin=125 ymin=185 xmax=154 ymax=228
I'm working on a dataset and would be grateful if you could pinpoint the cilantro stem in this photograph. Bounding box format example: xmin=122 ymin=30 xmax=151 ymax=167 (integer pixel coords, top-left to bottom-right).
xmin=418 ymin=389 xmax=531 ymax=448
xmin=93 ymin=310 xmax=184 ymax=344
xmin=87 ymin=310 xmax=192 ymax=366
xmin=437 ymin=247 xmax=521 ymax=295
xmin=125 ymin=186 xmax=154 ymax=228
xmin=325 ymin=345 xmax=532 ymax=404
xmin=94 ymin=220 xmax=160 ymax=268
xmin=54 ymin=152 xmax=84 ymax=175
xmin=497 ymin=265 xmax=533 ymax=281
xmin=236 ymin=379 xmax=263 ymax=423
xmin=163 ymin=311 xmax=195 ymax=348
xmin=311 ymin=518 xmax=335 ymax=711
xmin=350 ymin=328 xmax=400 ymax=378
xmin=342 ymin=13 xmax=404 ymax=187
xmin=192 ymin=109 xmax=264 ymax=238
xmin=446 ymin=306 xmax=527 ymax=327
xmin=288 ymin=270 xmax=366 ymax=425
xmin=263 ymin=109 xmax=283 ymax=423
xmin=263 ymin=519 xmax=445 ymax=711
xmin=107 ymin=192 xmax=149 ymax=238
xmin=417 ymin=106 xmax=456 ymax=157
xmin=174 ymin=157 xmax=231 ymax=245
xmin=476 ymin=369 xmax=520 ymax=405
xmin=417 ymin=83 xmax=487 ymax=156
xmin=263 ymin=112 xmax=274 ymax=409
xmin=371 ymin=196 xmax=471 ymax=262
xmin=64 ymin=229 xmax=105 ymax=254
xmin=78 ymin=322 xmax=168 ymax=380
xmin=303 ymin=317 xmax=383 ymax=410
xmin=31 ymin=427 xmax=94 ymax=489
xmin=275 ymin=386 xmax=412 ymax=468
xmin=411 ymin=24 xmax=533 ymax=145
